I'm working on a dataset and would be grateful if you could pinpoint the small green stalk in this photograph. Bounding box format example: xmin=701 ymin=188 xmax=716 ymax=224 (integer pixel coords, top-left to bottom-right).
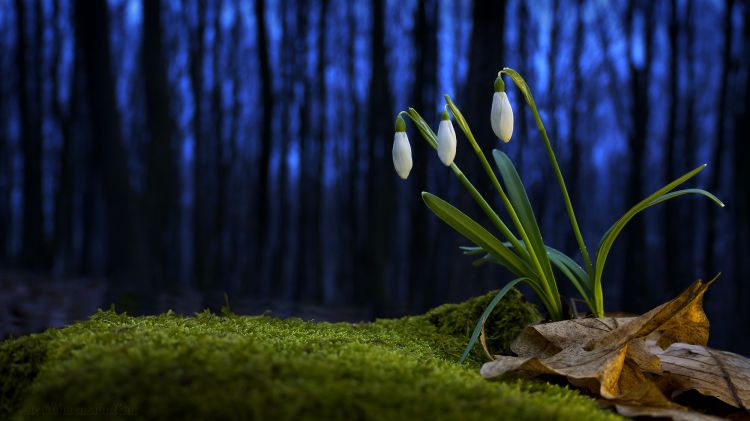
xmin=500 ymin=68 xmax=595 ymax=315
xmin=443 ymin=96 xmax=563 ymax=320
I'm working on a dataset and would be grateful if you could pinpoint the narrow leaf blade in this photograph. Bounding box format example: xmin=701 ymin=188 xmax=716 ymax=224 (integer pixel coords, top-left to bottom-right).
xmin=459 ymin=277 xmax=527 ymax=364
xmin=492 ymin=150 xmax=558 ymax=294
xmin=422 ymin=192 xmax=528 ymax=276
xmin=594 ymin=166 xmax=722 ymax=314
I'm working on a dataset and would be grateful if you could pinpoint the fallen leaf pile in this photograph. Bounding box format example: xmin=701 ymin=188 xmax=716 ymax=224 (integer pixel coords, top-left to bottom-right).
xmin=481 ymin=279 xmax=750 ymax=420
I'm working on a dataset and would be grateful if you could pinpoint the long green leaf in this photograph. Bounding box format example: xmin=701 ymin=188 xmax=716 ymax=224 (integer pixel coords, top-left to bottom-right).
xmin=496 ymin=241 xmax=591 ymax=302
xmin=470 ymin=242 xmax=591 ymax=314
xmin=493 ymin=150 xmax=563 ymax=320
xmin=546 ymin=248 xmax=594 ymax=311
xmin=459 ymin=277 xmax=527 ymax=364
xmin=493 ymin=150 xmax=558 ymax=294
xmin=546 ymin=247 xmax=589 ymax=290
xmin=422 ymin=192 xmax=529 ymax=276
xmin=597 ymin=188 xmax=723 ymax=257
xmin=593 ymin=165 xmax=721 ymax=315
xmin=648 ymin=188 xmax=724 ymax=208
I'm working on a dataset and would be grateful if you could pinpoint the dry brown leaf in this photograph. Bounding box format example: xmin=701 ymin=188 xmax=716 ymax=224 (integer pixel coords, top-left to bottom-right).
xmin=625 ymin=337 xmax=663 ymax=374
xmin=479 ymin=320 xmax=493 ymax=361
xmin=480 ymin=279 xmax=750 ymax=419
xmin=484 ymin=340 xmax=666 ymax=400
xmin=585 ymin=279 xmax=712 ymax=351
xmin=510 ymin=317 xmax=633 ymax=358
xmin=652 ymin=343 xmax=750 ymax=410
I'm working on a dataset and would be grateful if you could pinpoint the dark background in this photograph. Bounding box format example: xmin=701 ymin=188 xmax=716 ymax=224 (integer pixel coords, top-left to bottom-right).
xmin=0 ymin=0 xmax=748 ymax=354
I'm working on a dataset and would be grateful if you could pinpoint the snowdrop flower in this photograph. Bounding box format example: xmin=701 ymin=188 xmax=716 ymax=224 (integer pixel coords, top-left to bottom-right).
xmin=491 ymin=76 xmax=514 ymax=143
xmin=392 ymin=115 xmax=413 ymax=180
xmin=436 ymin=109 xmax=457 ymax=166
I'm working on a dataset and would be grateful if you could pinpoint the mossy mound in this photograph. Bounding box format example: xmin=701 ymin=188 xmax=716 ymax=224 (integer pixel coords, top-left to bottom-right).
xmin=0 ymin=289 xmax=621 ymax=420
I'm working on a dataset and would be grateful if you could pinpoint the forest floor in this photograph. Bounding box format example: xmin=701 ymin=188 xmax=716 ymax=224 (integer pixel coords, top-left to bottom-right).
xmin=0 ymin=289 xmax=623 ymax=420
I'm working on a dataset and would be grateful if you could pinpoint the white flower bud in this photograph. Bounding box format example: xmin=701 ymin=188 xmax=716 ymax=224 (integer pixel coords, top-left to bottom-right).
xmin=436 ymin=110 xmax=456 ymax=166
xmin=392 ymin=117 xmax=412 ymax=179
xmin=491 ymin=82 xmax=514 ymax=143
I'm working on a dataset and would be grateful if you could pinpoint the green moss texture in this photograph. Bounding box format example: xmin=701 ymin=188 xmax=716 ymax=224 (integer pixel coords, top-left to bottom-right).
xmin=0 ymin=289 xmax=621 ymax=420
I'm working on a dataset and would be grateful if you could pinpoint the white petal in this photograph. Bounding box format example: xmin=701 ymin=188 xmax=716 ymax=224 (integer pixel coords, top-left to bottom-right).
xmin=491 ymin=92 xmax=503 ymax=139
xmin=437 ymin=119 xmax=456 ymax=166
xmin=499 ymin=92 xmax=514 ymax=142
xmin=491 ymin=92 xmax=514 ymax=143
xmin=392 ymin=132 xmax=413 ymax=179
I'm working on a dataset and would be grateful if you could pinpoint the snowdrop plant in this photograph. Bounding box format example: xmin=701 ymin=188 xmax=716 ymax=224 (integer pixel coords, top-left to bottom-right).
xmin=392 ymin=68 xmax=724 ymax=363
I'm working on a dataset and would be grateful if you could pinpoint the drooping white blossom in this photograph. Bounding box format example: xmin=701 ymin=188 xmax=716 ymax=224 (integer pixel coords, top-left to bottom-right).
xmin=392 ymin=117 xmax=413 ymax=179
xmin=436 ymin=110 xmax=457 ymax=166
xmin=491 ymin=77 xmax=514 ymax=143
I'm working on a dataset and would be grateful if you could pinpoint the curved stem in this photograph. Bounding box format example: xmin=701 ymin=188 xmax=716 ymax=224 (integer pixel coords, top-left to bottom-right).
xmin=444 ymin=97 xmax=562 ymax=320
xmin=500 ymin=69 xmax=594 ymax=283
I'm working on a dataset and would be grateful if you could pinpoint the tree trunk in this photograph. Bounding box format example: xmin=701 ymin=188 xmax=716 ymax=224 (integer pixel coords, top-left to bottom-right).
xmin=362 ymin=0 xmax=394 ymax=314
xmin=567 ymin=0 xmax=584 ymax=259
xmin=515 ymin=0 xmax=530 ymax=178
xmin=271 ymin=0 xmax=294 ymax=298
xmin=346 ymin=0 xmax=361 ymax=305
xmin=254 ymin=0 xmax=273 ymax=295
xmin=0 ymin=43 xmax=7 ymax=260
xmin=292 ymin=1 xmax=311 ymax=302
xmin=705 ymin=0 xmax=733 ymax=276
xmin=227 ymin=0 xmax=242 ymax=291
xmin=311 ymin=0 xmax=329 ymax=304
xmin=460 ymin=0 xmax=506 ymax=292
xmin=663 ymin=0 xmax=682 ymax=290
xmin=52 ymin=0 xmax=77 ymax=275
xmin=74 ymin=0 xmax=145 ymax=283
xmin=142 ymin=0 xmax=179 ymax=289
xmin=462 ymin=0 xmax=506 ymax=142
xmin=682 ymin=0 xmax=696 ymax=270
xmin=622 ymin=0 xmax=655 ymax=311
xmin=731 ymin=0 xmax=750 ymax=327
xmin=407 ymin=0 xmax=437 ymax=312
xmin=211 ymin=2 xmax=226 ymax=289
xmin=15 ymin=0 xmax=47 ymax=269
xmin=187 ymin=0 xmax=207 ymax=288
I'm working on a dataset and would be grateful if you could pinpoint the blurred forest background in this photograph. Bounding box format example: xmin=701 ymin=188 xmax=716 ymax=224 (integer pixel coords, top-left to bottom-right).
xmin=0 ymin=0 xmax=749 ymax=354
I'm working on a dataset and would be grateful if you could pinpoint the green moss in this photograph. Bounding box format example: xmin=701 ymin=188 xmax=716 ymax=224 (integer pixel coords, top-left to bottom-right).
xmin=421 ymin=288 xmax=541 ymax=356
xmin=0 ymin=290 xmax=621 ymax=421
xmin=0 ymin=334 xmax=51 ymax=418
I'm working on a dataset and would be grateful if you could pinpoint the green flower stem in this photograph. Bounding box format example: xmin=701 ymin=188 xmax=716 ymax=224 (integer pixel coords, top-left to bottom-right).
xmin=399 ymin=111 xmax=530 ymax=265
xmin=443 ymin=97 xmax=562 ymax=320
xmin=500 ymin=69 xmax=595 ymax=285
xmin=401 ymin=109 xmax=564 ymax=320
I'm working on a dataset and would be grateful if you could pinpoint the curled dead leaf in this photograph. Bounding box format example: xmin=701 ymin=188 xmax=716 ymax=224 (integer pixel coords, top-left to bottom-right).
xmin=653 ymin=342 xmax=749 ymax=410
xmin=481 ymin=279 xmax=750 ymax=419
